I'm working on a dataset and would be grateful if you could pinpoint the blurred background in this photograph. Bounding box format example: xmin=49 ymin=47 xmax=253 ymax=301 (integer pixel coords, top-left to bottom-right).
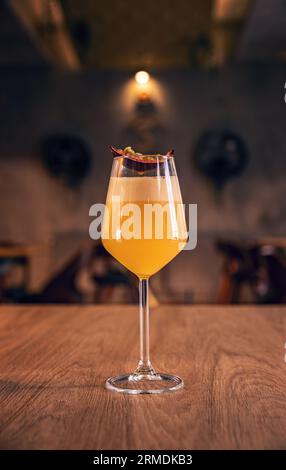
xmin=0 ymin=0 xmax=285 ymax=306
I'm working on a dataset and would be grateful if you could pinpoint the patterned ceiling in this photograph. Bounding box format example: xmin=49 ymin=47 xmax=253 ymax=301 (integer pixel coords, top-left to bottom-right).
xmin=62 ymin=0 xmax=213 ymax=68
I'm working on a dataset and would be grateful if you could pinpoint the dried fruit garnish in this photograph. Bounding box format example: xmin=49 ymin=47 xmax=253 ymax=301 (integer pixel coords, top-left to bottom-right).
xmin=109 ymin=145 xmax=174 ymax=161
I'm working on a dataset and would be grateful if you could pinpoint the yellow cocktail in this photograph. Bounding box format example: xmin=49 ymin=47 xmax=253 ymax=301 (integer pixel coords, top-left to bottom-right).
xmin=102 ymin=176 xmax=187 ymax=278
xmin=103 ymin=146 xmax=187 ymax=394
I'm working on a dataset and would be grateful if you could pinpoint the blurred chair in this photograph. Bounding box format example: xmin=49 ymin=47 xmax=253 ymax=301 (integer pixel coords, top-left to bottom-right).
xmin=216 ymin=239 xmax=286 ymax=304
xmin=0 ymin=242 xmax=31 ymax=302
xmin=255 ymin=242 xmax=286 ymax=303
xmin=0 ymin=239 xmax=159 ymax=305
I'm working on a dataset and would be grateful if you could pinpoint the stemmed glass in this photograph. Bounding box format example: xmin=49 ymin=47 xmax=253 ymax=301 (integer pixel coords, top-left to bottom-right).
xmin=102 ymin=147 xmax=187 ymax=394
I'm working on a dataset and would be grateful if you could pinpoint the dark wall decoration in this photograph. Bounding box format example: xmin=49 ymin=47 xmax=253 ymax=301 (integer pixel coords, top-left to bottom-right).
xmin=40 ymin=134 xmax=92 ymax=189
xmin=193 ymin=129 xmax=248 ymax=194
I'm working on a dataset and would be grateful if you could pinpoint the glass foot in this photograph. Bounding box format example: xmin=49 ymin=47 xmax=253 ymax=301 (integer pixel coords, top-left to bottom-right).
xmin=105 ymin=372 xmax=184 ymax=395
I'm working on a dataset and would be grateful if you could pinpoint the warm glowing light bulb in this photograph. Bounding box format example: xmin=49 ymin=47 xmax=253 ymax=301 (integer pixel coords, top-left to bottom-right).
xmin=135 ymin=70 xmax=150 ymax=85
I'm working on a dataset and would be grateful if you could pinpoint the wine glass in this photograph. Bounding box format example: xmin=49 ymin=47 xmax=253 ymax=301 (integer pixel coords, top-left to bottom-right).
xmin=101 ymin=147 xmax=187 ymax=394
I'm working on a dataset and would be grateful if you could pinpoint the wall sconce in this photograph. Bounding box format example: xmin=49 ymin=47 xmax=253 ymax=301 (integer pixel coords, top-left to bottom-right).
xmin=134 ymin=70 xmax=151 ymax=102
xmin=123 ymin=70 xmax=163 ymax=153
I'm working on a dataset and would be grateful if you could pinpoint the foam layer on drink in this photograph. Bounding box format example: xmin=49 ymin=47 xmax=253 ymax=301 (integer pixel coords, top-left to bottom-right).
xmin=106 ymin=176 xmax=183 ymax=203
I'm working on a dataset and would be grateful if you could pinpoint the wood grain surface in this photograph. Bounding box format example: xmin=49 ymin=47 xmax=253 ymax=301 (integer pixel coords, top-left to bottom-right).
xmin=0 ymin=305 xmax=285 ymax=450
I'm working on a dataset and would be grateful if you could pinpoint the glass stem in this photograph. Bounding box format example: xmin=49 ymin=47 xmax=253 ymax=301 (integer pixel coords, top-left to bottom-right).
xmin=136 ymin=278 xmax=155 ymax=375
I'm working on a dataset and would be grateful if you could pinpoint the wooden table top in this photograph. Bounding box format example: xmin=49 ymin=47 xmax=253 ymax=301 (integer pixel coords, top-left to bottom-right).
xmin=0 ymin=305 xmax=285 ymax=450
